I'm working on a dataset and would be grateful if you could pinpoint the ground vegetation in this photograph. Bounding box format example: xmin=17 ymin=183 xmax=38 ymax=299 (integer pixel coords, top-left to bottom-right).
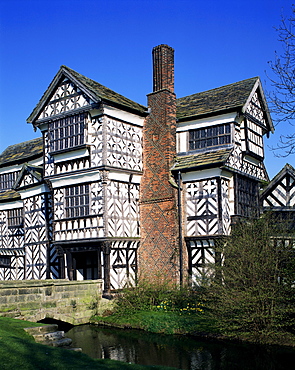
xmin=0 ymin=316 xmax=174 ymax=370
xmin=94 ymin=216 xmax=295 ymax=346
xmin=206 ymin=215 xmax=295 ymax=344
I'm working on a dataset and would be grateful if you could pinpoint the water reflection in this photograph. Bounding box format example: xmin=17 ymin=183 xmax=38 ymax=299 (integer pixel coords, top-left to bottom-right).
xmin=66 ymin=325 xmax=295 ymax=370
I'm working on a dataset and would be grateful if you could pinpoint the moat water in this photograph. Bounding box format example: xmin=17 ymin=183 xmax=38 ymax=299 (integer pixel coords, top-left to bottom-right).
xmin=66 ymin=324 xmax=295 ymax=369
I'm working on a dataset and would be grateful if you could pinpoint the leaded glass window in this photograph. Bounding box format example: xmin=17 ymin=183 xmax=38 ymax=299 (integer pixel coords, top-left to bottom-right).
xmin=0 ymin=257 xmax=11 ymax=268
xmin=65 ymin=184 xmax=90 ymax=218
xmin=189 ymin=123 xmax=231 ymax=151
xmin=49 ymin=113 xmax=85 ymax=153
xmin=7 ymin=208 xmax=23 ymax=228
xmin=0 ymin=172 xmax=19 ymax=191
xmin=244 ymin=118 xmax=264 ymax=158
xmin=235 ymin=175 xmax=259 ymax=218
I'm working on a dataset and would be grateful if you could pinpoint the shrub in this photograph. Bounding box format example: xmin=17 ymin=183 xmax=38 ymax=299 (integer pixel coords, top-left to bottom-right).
xmin=207 ymin=215 xmax=295 ymax=342
xmin=114 ymin=278 xmax=205 ymax=316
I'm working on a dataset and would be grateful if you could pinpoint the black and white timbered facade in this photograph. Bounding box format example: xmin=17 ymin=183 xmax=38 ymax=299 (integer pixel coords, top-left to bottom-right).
xmin=0 ymin=45 xmax=289 ymax=290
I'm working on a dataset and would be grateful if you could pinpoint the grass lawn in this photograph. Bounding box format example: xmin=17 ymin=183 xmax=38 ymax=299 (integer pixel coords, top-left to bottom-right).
xmin=0 ymin=316 xmax=175 ymax=370
xmin=91 ymin=309 xmax=218 ymax=337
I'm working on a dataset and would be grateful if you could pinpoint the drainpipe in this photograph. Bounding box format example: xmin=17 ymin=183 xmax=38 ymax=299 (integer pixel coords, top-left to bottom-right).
xmin=177 ymin=170 xmax=183 ymax=286
xmin=102 ymin=241 xmax=111 ymax=298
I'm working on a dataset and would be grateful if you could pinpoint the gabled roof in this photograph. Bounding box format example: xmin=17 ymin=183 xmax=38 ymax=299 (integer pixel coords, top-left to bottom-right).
xmin=172 ymin=148 xmax=232 ymax=172
xmin=13 ymin=164 xmax=43 ymax=190
xmin=176 ymin=77 xmax=274 ymax=134
xmin=0 ymin=137 xmax=43 ymax=167
xmin=27 ymin=66 xmax=147 ymax=124
xmin=260 ymin=163 xmax=295 ymax=199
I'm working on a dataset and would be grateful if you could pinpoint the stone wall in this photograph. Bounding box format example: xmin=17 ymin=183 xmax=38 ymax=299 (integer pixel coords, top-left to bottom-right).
xmin=0 ymin=279 xmax=103 ymax=325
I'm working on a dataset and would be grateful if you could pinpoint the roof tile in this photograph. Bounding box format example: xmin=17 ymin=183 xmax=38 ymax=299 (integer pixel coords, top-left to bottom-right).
xmin=176 ymin=77 xmax=258 ymax=120
xmin=0 ymin=137 xmax=43 ymax=167
xmin=173 ymin=148 xmax=232 ymax=171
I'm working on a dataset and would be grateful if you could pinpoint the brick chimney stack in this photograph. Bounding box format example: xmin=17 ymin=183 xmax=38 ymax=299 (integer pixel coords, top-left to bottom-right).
xmin=153 ymin=44 xmax=174 ymax=93
xmin=139 ymin=45 xmax=181 ymax=283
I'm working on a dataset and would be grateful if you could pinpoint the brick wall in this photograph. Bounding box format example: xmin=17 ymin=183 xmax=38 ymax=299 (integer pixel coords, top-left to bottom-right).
xmin=139 ymin=45 xmax=181 ymax=282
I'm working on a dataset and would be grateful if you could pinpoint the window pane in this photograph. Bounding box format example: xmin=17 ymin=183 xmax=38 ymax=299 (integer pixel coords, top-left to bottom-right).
xmin=212 ymin=137 xmax=218 ymax=146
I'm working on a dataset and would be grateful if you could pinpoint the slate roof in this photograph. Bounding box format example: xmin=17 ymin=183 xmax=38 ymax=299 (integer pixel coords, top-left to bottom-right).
xmin=0 ymin=137 xmax=43 ymax=167
xmin=176 ymin=77 xmax=259 ymax=121
xmin=172 ymin=148 xmax=232 ymax=172
xmin=27 ymin=66 xmax=147 ymax=123
xmin=0 ymin=189 xmax=20 ymax=203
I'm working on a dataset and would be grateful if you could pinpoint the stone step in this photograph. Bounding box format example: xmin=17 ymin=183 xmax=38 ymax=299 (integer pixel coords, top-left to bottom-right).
xmin=24 ymin=324 xmax=75 ymax=349
xmin=50 ymin=337 xmax=73 ymax=347
xmin=43 ymin=331 xmax=65 ymax=341
xmin=33 ymin=331 xmax=65 ymax=343
xmin=24 ymin=324 xmax=58 ymax=335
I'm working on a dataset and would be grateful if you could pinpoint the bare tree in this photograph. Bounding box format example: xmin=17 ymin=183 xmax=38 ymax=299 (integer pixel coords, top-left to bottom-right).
xmin=268 ymin=7 xmax=295 ymax=155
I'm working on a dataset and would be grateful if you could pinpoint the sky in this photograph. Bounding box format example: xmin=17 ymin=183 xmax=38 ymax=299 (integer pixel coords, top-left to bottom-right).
xmin=0 ymin=0 xmax=294 ymax=179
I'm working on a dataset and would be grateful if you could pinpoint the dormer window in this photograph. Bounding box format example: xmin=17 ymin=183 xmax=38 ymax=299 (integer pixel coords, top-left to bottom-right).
xmin=49 ymin=113 xmax=85 ymax=153
xmin=189 ymin=123 xmax=231 ymax=151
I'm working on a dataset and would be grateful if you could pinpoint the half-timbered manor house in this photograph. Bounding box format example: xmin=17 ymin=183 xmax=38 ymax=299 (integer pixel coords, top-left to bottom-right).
xmin=1 ymin=44 xmax=288 ymax=292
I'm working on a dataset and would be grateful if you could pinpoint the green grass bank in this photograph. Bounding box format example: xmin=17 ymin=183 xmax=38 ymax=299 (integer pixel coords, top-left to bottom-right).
xmin=91 ymin=280 xmax=295 ymax=347
xmin=0 ymin=316 xmax=174 ymax=370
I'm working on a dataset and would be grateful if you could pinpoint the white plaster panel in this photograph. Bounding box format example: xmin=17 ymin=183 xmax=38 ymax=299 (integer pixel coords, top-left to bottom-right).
xmin=0 ymin=201 xmax=23 ymax=211
xmin=50 ymin=171 xmax=101 ymax=188
xmin=102 ymin=106 xmax=145 ymax=127
xmin=53 ymin=148 xmax=89 ymax=163
xmin=182 ymin=168 xmax=222 ymax=183
xmin=177 ymin=131 xmax=187 ymax=153
xmin=177 ymin=112 xmax=237 ymax=132
xmin=108 ymin=171 xmax=141 ymax=184
xmin=19 ymin=184 xmax=50 ymax=199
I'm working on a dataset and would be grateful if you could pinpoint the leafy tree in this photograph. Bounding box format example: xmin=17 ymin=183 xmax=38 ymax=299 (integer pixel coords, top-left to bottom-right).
xmin=268 ymin=6 xmax=295 ymax=155
xmin=208 ymin=215 xmax=295 ymax=343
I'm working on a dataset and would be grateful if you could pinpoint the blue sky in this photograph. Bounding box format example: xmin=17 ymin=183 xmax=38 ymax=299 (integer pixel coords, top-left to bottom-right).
xmin=0 ymin=0 xmax=293 ymax=179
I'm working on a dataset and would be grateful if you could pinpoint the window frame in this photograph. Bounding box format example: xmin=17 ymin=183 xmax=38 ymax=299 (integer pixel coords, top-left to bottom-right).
xmin=0 ymin=172 xmax=19 ymax=191
xmin=235 ymin=174 xmax=259 ymax=218
xmin=188 ymin=123 xmax=232 ymax=152
xmin=49 ymin=112 xmax=86 ymax=154
xmin=243 ymin=116 xmax=264 ymax=160
xmin=7 ymin=208 xmax=24 ymax=228
xmin=64 ymin=183 xmax=90 ymax=219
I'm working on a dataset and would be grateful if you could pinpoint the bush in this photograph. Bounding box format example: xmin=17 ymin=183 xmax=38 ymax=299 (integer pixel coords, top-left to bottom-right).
xmin=114 ymin=278 xmax=205 ymax=316
xmin=207 ymin=215 xmax=295 ymax=342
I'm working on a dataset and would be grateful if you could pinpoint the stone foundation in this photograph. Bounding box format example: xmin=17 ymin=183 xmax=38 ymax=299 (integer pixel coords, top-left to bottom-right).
xmin=0 ymin=279 xmax=103 ymax=325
